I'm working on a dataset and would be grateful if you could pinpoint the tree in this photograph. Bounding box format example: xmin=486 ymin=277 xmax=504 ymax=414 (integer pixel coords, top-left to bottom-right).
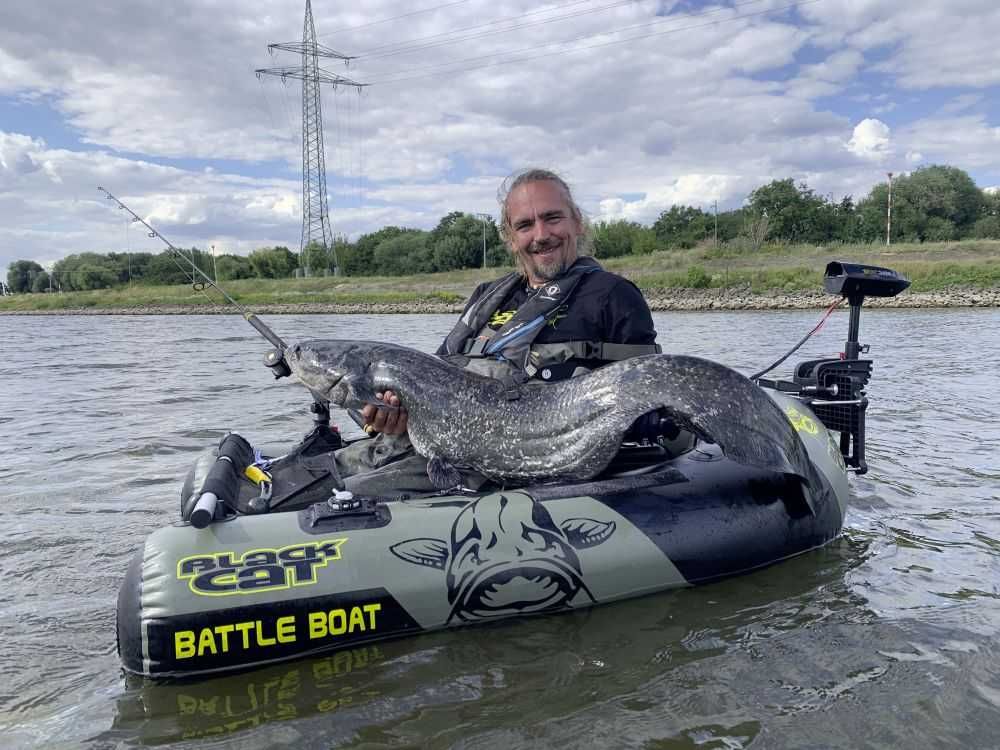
xmin=141 ymin=251 xmax=197 ymax=286
xmin=832 ymin=196 xmax=861 ymax=242
xmin=429 ymin=211 xmax=465 ymax=245
xmin=53 ymin=252 xmax=127 ymax=290
xmin=741 ymin=212 xmax=770 ymax=252
xmin=215 ymin=254 xmax=254 ymax=281
xmin=432 ymin=236 xmax=468 ymax=271
xmin=631 ymin=226 xmax=658 ymax=255
xmin=6 ymin=260 xmax=44 ymax=293
xmin=972 ymin=191 xmax=1000 ymax=239
xmin=592 ymin=220 xmax=642 ymax=258
xmin=907 ymin=165 xmax=984 ymax=234
xmin=857 ymin=165 xmax=986 ymax=242
xmin=300 ymin=241 xmax=331 ymax=276
xmin=329 ymin=235 xmax=352 ymax=275
xmin=652 ymin=206 xmax=711 ymax=248
xmin=248 ymin=246 xmax=298 ymax=279
xmin=348 ymin=227 xmax=408 ymax=276
xmin=715 ymin=208 xmax=746 ymax=244
xmin=31 ymin=271 xmax=51 ymax=293
xmin=372 ymin=231 xmax=432 ymax=275
xmin=747 ymin=179 xmax=831 ymax=243
xmin=428 ymin=212 xmax=499 ymax=271
xmin=74 ymin=264 xmax=119 ymax=290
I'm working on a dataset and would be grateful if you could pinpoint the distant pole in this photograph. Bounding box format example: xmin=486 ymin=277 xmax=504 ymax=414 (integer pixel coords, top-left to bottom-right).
xmin=886 ymin=172 xmax=893 ymax=246
xmin=713 ymin=200 xmax=719 ymax=247
xmin=211 ymin=244 xmax=219 ymax=282
xmin=476 ymin=213 xmax=490 ymax=268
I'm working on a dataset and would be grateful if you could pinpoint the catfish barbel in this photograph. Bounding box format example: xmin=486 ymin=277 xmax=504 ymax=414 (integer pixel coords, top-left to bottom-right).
xmin=284 ymin=340 xmax=820 ymax=491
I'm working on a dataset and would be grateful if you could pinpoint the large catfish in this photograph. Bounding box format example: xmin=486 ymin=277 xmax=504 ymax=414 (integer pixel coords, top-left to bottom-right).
xmin=284 ymin=340 xmax=818 ymax=492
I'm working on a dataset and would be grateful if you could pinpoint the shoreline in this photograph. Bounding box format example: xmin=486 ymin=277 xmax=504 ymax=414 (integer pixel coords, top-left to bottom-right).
xmin=1 ymin=288 xmax=998 ymax=315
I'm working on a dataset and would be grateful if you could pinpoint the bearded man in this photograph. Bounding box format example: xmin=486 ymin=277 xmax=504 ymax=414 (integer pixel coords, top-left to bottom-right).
xmin=363 ymin=168 xmax=660 ymax=439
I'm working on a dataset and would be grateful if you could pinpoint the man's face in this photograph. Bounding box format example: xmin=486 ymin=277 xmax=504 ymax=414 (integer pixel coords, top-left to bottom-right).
xmin=505 ymin=180 xmax=582 ymax=287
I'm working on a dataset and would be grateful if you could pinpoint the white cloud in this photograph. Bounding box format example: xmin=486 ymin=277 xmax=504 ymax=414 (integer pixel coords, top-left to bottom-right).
xmin=594 ymin=174 xmax=742 ymax=225
xmin=895 ymin=115 xmax=1000 ymax=169
xmin=846 ymin=118 xmax=892 ymax=161
xmin=1 ymin=0 xmax=1000 ymax=269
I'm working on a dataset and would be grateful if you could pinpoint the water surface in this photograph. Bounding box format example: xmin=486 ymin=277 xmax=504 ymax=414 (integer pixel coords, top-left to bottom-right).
xmin=1 ymin=309 xmax=998 ymax=748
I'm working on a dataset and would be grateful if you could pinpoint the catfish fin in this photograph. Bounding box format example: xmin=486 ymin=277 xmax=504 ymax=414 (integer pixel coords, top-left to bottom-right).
xmin=341 ymin=375 xmax=402 ymax=413
xmin=427 ymin=455 xmax=463 ymax=490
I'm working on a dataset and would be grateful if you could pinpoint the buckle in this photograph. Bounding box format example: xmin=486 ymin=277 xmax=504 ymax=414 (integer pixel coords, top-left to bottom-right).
xmin=464 ymin=337 xmax=490 ymax=356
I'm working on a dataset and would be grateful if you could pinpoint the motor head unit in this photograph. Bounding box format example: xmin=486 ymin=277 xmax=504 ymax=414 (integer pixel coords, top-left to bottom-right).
xmin=824 ymin=262 xmax=910 ymax=299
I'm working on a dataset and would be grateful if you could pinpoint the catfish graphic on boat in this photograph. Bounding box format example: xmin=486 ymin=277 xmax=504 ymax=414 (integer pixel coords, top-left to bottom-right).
xmin=284 ymin=339 xmax=823 ymax=492
xmin=390 ymin=492 xmax=615 ymax=622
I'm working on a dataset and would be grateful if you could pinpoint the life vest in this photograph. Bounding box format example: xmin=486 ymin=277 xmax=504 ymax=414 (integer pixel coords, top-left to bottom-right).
xmin=439 ymin=257 xmax=660 ymax=382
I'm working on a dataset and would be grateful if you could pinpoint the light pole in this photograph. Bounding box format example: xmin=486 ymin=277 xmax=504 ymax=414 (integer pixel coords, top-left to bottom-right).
xmin=475 ymin=213 xmax=491 ymax=268
xmin=211 ymin=244 xmax=219 ymax=282
xmin=886 ymin=172 xmax=893 ymax=246
xmin=713 ymin=199 xmax=719 ymax=247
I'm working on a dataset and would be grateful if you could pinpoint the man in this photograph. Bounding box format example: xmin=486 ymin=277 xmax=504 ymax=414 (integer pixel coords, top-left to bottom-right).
xmin=361 ymin=168 xmax=659 ymax=437
xmin=340 ymin=168 xmax=660 ymax=493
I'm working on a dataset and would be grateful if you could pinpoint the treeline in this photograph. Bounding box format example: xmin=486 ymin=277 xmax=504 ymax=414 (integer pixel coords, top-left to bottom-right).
xmin=5 ymin=211 xmax=505 ymax=293
xmin=6 ymin=164 xmax=1000 ymax=294
xmin=593 ymin=164 xmax=1000 ymax=258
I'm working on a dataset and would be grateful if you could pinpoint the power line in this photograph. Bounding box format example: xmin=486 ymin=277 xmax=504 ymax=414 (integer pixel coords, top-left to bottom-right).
xmin=316 ymin=0 xmax=473 ymax=38
xmin=356 ymin=0 xmax=606 ymax=59
xmin=365 ymin=0 xmax=774 ymax=74
xmin=366 ymin=0 xmax=818 ymax=85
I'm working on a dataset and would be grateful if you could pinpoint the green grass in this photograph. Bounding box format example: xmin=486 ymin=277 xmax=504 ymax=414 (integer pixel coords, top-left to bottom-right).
xmin=3 ymin=239 xmax=999 ymax=312
xmin=626 ymin=239 xmax=1000 ymax=294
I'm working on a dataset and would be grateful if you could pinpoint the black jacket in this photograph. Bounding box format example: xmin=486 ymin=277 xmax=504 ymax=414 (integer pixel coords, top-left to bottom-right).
xmin=437 ymin=259 xmax=658 ymax=381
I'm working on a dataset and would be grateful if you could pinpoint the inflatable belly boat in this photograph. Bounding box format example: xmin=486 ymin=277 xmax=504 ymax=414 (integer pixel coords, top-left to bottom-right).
xmin=117 ymin=262 xmax=908 ymax=678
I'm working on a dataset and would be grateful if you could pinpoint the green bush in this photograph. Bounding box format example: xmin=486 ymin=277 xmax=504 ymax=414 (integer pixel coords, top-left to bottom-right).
xmin=686 ymin=265 xmax=712 ymax=289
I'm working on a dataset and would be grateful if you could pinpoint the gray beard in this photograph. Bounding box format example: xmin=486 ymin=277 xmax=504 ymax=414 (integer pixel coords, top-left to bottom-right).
xmin=516 ymin=248 xmax=570 ymax=284
xmin=533 ymin=257 xmax=565 ymax=282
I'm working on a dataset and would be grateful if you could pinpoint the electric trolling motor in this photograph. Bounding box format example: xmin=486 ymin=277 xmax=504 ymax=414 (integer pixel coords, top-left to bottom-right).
xmin=757 ymin=261 xmax=910 ymax=474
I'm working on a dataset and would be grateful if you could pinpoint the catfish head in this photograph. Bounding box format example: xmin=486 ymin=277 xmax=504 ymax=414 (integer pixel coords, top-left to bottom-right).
xmin=284 ymin=339 xmax=383 ymax=410
xmin=391 ymin=492 xmax=616 ymax=623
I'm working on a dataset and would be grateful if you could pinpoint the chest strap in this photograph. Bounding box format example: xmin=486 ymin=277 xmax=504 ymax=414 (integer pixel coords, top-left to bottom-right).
xmin=464 ymin=338 xmax=660 ymax=361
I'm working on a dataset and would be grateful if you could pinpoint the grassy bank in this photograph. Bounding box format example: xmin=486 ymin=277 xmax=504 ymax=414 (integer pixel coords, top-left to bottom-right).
xmin=605 ymin=238 xmax=1000 ymax=293
xmin=3 ymin=239 xmax=1000 ymax=313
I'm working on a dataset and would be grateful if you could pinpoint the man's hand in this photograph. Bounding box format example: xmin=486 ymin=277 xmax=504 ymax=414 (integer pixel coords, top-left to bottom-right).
xmin=360 ymin=390 xmax=409 ymax=436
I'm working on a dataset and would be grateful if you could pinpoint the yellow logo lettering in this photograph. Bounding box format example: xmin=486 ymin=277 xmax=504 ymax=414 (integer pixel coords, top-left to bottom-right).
xmin=175 ymin=630 xmax=196 ymax=659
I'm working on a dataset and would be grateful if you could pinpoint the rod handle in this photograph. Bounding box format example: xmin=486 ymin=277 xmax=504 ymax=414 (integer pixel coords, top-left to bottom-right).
xmin=190 ymin=492 xmax=219 ymax=529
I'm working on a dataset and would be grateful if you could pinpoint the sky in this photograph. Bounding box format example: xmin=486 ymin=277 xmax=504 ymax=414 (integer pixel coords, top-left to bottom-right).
xmin=2 ymin=0 xmax=999 ymax=270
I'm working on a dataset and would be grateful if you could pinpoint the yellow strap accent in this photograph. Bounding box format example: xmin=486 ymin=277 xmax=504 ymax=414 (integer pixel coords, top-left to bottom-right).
xmin=244 ymin=465 xmax=272 ymax=485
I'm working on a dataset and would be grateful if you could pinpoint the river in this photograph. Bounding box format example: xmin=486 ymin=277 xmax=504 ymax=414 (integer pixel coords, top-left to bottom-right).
xmin=1 ymin=309 xmax=998 ymax=749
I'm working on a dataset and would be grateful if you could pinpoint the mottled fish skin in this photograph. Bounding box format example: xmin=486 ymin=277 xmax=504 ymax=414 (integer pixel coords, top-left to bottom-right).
xmin=285 ymin=340 xmax=816 ymax=485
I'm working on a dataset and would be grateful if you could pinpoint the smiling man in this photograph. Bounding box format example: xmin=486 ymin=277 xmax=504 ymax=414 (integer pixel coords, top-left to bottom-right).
xmin=359 ymin=168 xmax=661 ymax=444
xmin=436 ymin=168 xmax=660 ymax=381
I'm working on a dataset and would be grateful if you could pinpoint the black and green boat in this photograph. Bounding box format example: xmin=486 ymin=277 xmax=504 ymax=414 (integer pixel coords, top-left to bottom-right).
xmin=117 ymin=262 xmax=908 ymax=678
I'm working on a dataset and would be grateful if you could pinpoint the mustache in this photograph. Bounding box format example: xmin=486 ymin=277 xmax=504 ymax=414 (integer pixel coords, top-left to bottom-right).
xmin=529 ymin=239 xmax=560 ymax=253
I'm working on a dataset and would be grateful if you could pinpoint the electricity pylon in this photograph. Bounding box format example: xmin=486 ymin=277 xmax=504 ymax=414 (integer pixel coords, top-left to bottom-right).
xmin=256 ymin=0 xmax=366 ymax=274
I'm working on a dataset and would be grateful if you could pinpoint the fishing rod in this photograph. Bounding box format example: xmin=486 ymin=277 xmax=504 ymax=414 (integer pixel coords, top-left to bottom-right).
xmin=97 ymin=186 xmax=291 ymax=377
xmin=99 ymin=186 xmax=351 ymax=525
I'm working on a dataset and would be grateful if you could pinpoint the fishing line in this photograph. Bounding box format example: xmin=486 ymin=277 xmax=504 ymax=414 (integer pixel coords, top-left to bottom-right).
xmin=97 ymin=186 xmax=288 ymax=351
xmin=750 ymin=298 xmax=844 ymax=381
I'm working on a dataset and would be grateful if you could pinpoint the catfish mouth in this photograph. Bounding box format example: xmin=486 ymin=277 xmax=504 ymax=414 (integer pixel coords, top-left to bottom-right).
xmin=285 ymin=346 xmax=346 ymax=402
xmin=448 ymin=557 xmax=587 ymax=622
